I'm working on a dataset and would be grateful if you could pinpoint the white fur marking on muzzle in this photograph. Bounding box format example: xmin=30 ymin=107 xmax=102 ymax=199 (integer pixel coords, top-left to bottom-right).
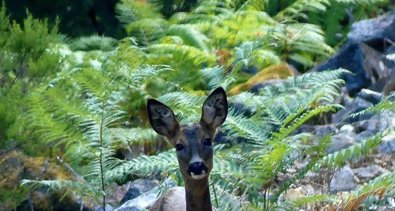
xmin=191 ymin=170 xmax=207 ymax=180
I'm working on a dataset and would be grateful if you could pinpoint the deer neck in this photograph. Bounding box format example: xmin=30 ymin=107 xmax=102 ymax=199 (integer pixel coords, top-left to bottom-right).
xmin=183 ymin=176 xmax=212 ymax=211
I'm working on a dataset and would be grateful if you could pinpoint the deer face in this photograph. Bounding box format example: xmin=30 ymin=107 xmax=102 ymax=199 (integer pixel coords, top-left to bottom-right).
xmin=147 ymin=88 xmax=228 ymax=180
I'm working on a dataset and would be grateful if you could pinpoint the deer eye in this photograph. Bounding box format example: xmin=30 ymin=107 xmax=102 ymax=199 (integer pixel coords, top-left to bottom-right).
xmin=203 ymin=138 xmax=212 ymax=146
xmin=175 ymin=144 xmax=184 ymax=151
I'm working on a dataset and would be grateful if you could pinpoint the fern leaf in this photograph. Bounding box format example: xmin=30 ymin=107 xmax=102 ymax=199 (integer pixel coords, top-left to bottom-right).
xmin=166 ymin=24 xmax=210 ymax=51
xmin=313 ymin=133 xmax=382 ymax=170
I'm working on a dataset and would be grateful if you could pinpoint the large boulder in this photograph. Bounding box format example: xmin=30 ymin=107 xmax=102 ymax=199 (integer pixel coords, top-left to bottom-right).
xmin=314 ymin=12 xmax=395 ymax=95
xmin=348 ymin=11 xmax=395 ymax=43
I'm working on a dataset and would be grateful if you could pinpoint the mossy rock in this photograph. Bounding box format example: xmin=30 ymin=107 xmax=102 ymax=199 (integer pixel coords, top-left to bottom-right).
xmin=229 ymin=64 xmax=296 ymax=95
xmin=0 ymin=150 xmax=92 ymax=210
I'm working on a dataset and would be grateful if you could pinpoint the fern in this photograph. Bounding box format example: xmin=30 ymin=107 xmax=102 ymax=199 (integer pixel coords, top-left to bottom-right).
xmin=116 ymin=0 xmax=162 ymax=24
xmin=69 ymin=36 xmax=117 ymax=51
xmin=351 ymin=93 xmax=395 ymax=117
xmin=276 ymin=194 xmax=335 ymax=210
xmin=106 ymin=150 xmax=179 ymax=183
xmin=238 ymin=0 xmax=269 ymax=11
xmin=313 ymin=133 xmax=383 ymax=169
xmin=271 ymin=104 xmax=342 ymax=144
xmin=21 ymin=179 xmax=98 ymax=201
xmin=18 ymin=61 xmax=137 ymax=210
xmin=342 ymin=170 xmax=395 ymax=210
xmin=166 ymin=24 xmax=210 ymax=51
xmin=200 ymin=66 xmax=235 ymax=90
xmin=275 ymin=0 xmax=331 ymax=21
xmin=147 ymin=43 xmax=216 ymax=67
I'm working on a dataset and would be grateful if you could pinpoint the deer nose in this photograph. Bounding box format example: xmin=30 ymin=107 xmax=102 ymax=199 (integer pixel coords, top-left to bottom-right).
xmin=188 ymin=162 xmax=204 ymax=175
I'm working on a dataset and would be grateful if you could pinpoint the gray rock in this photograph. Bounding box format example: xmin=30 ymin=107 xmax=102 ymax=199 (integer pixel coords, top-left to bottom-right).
xmin=295 ymin=124 xmax=337 ymax=137
xmin=116 ymin=179 xmax=176 ymax=211
xmin=357 ymin=111 xmax=395 ymax=134
xmin=378 ymin=134 xmax=395 ymax=154
xmin=354 ymin=131 xmax=375 ymax=143
xmin=315 ymin=125 xmax=338 ymax=137
xmin=332 ymin=97 xmax=373 ymax=124
xmin=329 ymin=166 xmax=357 ymax=193
xmin=339 ymin=124 xmax=354 ymax=134
xmin=121 ymin=179 xmax=159 ymax=203
xmin=314 ymin=12 xmax=395 ymax=95
xmin=95 ymin=204 xmax=113 ymax=211
xmin=326 ymin=134 xmax=355 ymax=153
xmin=353 ymin=165 xmax=388 ymax=180
xmin=116 ymin=189 xmax=161 ymax=211
xmin=314 ymin=43 xmax=368 ymax=95
xmin=115 ymin=206 xmax=143 ymax=211
xmin=357 ymin=89 xmax=383 ymax=104
xmin=348 ymin=11 xmax=395 ymax=43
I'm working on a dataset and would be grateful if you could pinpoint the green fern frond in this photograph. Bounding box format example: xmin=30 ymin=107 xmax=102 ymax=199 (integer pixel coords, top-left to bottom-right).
xmin=128 ymin=65 xmax=172 ymax=88
xmin=125 ymin=18 xmax=167 ymax=44
xmin=116 ymin=0 xmax=162 ymax=24
xmin=275 ymin=0 xmax=330 ymax=21
xmin=271 ymin=104 xmax=342 ymax=143
xmin=147 ymin=43 xmax=216 ymax=67
xmin=271 ymin=23 xmax=334 ymax=64
xmin=212 ymin=184 xmax=244 ymax=211
xmin=252 ymin=142 xmax=289 ymax=182
xmin=223 ymin=112 xmax=271 ymax=143
xmin=84 ymin=148 xmax=118 ymax=178
xmin=351 ymin=94 xmax=394 ymax=118
xmin=157 ymin=91 xmax=205 ymax=122
xmin=26 ymin=92 xmax=86 ymax=148
xmin=270 ymin=135 xmax=332 ymax=203
xmin=313 ymin=133 xmax=383 ymax=170
xmin=69 ymin=36 xmax=117 ymax=51
xmin=336 ymin=0 xmax=388 ymax=5
xmin=106 ymin=150 xmax=178 ymax=183
xmin=233 ymin=41 xmax=281 ymax=71
xmin=72 ymin=68 xmax=110 ymax=100
xmin=259 ymin=68 xmax=347 ymax=100
xmin=166 ymin=24 xmax=210 ymax=51
xmin=238 ymin=0 xmax=269 ymax=11
xmin=277 ymin=194 xmax=335 ymax=210
xmin=200 ymin=66 xmax=235 ymax=90
xmin=21 ymin=179 xmax=97 ymax=199
xmin=274 ymin=0 xmax=386 ymax=22
xmin=342 ymin=170 xmax=395 ymax=209
xmin=107 ymin=127 xmax=157 ymax=146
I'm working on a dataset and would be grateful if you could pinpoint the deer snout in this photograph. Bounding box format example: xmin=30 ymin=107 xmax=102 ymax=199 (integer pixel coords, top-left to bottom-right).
xmin=188 ymin=162 xmax=209 ymax=180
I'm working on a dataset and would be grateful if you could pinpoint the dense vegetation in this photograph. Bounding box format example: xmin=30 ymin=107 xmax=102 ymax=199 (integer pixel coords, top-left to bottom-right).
xmin=0 ymin=0 xmax=394 ymax=210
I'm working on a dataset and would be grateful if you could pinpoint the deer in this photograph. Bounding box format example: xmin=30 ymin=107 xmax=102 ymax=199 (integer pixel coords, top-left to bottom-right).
xmin=146 ymin=87 xmax=228 ymax=211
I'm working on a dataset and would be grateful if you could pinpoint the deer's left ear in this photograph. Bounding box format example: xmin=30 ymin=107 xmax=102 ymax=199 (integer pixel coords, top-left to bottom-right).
xmin=200 ymin=87 xmax=228 ymax=130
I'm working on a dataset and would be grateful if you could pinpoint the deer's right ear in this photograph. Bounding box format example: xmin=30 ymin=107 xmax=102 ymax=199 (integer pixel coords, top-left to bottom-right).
xmin=147 ymin=99 xmax=179 ymax=141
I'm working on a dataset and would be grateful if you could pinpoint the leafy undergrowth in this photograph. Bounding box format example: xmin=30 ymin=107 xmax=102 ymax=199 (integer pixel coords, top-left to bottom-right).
xmin=0 ymin=0 xmax=394 ymax=210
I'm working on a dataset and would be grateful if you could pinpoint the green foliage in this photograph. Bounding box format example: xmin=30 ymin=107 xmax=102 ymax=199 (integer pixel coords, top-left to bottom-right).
xmin=0 ymin=3 xmax=62 ymax=147
xmin=69 ymin=35 xmax=118 ymax=51
xmin=343 ymin=170 xmax=395 ymax=209
xmin=17 ymin=57 xmax=173 ymax=208
xmin=0 ymin=186 xmax=30 ymax=210
xmin=1 ymin=0 xmax=392 ymax=210
xmin=0 ymin=3 xmax=61 ymax=79
xmin=314 ymin=134 xmax=383 ymax=169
